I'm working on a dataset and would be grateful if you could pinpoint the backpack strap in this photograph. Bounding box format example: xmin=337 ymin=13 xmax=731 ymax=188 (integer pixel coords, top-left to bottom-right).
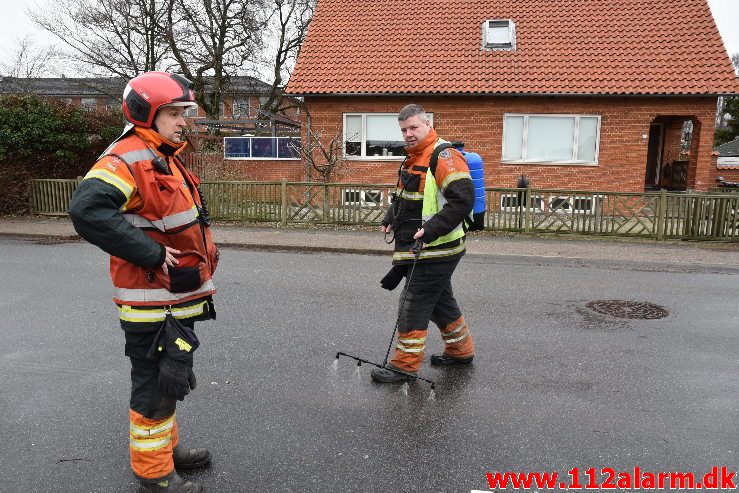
xmin=429 ymin=143 xmax=454 ymax=177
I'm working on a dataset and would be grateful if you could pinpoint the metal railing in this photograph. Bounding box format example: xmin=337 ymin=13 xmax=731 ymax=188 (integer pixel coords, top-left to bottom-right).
xmin=30 ymin=179 xmax=739 ymax=240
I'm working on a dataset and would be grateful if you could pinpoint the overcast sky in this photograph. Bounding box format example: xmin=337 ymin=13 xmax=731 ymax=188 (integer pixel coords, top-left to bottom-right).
xmin=1 ymin=0 xmax=738 ymax=78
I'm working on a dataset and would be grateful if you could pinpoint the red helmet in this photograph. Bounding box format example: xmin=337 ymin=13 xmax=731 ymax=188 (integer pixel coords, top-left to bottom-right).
xmin=122 ymin=71 xmax=197 ymax=128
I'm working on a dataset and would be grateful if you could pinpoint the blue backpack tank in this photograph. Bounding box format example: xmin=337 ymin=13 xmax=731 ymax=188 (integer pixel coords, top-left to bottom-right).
xmin=438 ymin=142 xmax=485 ymax=231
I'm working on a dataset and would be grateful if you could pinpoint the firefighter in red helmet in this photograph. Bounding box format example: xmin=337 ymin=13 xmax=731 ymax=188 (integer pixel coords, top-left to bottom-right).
xmin=69 ymin=71 xmax=218 ymax=493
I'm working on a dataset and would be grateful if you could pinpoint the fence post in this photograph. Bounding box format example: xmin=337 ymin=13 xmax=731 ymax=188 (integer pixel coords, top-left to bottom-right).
xmin=280 ymin=179 xmax=288 ymax=226
xmin=656 ymin=189 xmax=666 ymax=241
xmin=524 ymin=186 xmax=532 ymax=233
xmin=322 ymin=183 xmax=329 ymax=222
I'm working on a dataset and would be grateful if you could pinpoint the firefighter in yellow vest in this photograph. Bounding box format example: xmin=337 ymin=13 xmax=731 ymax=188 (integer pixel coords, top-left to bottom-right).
xmin=69 ymin=72 xmax=217 ymax=493
xmin=372 ymin=104 xmax=476 ymax=383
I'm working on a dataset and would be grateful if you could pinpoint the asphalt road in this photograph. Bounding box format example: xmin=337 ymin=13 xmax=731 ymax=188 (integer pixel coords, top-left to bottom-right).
xmin=0 ymin=238 xmax=737 ymax=493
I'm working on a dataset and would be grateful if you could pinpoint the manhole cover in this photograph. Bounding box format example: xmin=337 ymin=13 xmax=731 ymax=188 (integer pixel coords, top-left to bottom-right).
xmin=585 ymin=300 xmax=668 ymax=319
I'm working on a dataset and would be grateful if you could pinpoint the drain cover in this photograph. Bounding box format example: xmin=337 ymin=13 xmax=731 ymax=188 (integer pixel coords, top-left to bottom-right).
xmin=585 ymin=300 xmax=668 ymax=320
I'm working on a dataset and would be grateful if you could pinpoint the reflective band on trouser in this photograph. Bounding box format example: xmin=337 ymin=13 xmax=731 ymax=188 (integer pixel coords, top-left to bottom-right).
xmin=117 ymin=279 xmax=215 ymax=304
xmin=439 ymin=316 xmax=474 ymax=359
xmin=119 ymin=300 xmax=209 ymax=323
xmin=129 ymin=410 xmax=177 ymax=480
xmin=123 ymin=205 xmax=199 ymax=232
xmin=390 ymin=329 xmax=427 ymax=373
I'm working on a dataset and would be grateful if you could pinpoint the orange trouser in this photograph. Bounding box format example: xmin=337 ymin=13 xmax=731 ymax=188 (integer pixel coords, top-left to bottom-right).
xmin=439 ymin=316 xmax=475 ymax=358
xmin=129 ymin=410 xmax=180 ymax=480
xmin=390 ymin=316 xmax=474 ymax=372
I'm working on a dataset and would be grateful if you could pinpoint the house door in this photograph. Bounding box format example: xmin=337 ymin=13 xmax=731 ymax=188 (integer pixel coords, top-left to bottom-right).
xmin=644 ymin=123 xmax=664 ymax=190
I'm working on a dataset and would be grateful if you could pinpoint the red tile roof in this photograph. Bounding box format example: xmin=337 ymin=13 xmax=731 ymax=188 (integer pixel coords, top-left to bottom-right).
xmin=286 ymin=0 xmax=739 ymax=96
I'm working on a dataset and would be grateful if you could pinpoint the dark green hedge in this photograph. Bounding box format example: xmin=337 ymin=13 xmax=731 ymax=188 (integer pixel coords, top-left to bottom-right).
xmin=0 ymin=94 xmax=123 ymax=214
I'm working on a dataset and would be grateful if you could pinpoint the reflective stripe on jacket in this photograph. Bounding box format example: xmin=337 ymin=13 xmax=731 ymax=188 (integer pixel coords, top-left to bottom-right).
xmin=83 ymin=130 xmax=218 ymax=306
xmin=390 ymin=130 xmax=473 ymax=263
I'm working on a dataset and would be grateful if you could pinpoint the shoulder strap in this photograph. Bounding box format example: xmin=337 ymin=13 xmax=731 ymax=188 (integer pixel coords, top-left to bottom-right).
xmin=429 ymin=143 xmax=454 ymax=177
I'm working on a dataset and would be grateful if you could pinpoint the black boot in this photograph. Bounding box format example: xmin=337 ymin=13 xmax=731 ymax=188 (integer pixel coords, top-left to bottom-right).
xmin=370 ymin=364 xmax=415 ymax=383
xmin=139 ymin=471 xmax=202 ymax=493
xmin=173 ymin=445 xmax=211 ymax=470
xmin=430 ymin=353 xmax=473 ymax=366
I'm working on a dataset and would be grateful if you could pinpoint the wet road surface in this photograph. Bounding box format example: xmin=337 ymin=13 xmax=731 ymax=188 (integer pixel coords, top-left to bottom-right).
xmin=1 ymin=238 xmax=737 ymax=492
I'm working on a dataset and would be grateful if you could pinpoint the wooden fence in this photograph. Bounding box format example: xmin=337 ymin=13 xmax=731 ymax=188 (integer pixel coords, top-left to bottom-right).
xmin=30 ymin=179 xmax=739 ymax=241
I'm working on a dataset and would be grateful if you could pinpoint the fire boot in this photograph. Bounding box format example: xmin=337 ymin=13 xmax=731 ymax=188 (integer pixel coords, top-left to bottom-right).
xmin=430 ymin=353 xmax=474 ymax=366
xmin=370 ymin=364 xmax=416 ymax=383
xmin=139 ymin=471 xmax=202 ymax=493
xmin=173 ymin=445 xmax=211 ymax=470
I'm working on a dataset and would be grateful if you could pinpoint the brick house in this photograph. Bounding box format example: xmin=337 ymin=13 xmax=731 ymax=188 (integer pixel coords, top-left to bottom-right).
xmin=0 ymin=75 xmax=286 ymax=119
xmin=285 ymin=0 xmax=739 ymax=192
xmin=715 ymin=137 xmax=739 ymax=183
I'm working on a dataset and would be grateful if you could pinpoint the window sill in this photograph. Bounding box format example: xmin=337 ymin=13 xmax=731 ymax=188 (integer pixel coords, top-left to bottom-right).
xmin=224 ymin=157 xmax=301 ymax=161
xmin=344 ymin=156 xmax=405 ymax=161
xmin=502 ymin=160 xmax=599 ymax=167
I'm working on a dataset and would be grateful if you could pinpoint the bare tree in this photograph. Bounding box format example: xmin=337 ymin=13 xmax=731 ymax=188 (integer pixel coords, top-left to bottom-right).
xmin=0 ymin=36 xmax=61 ymax=79
xmin=294 ymin=126 xmax=345 ymax=182
xmin=31 ymin=0 xmax=171 ymax=78
xmin=165 ymin=0 xmax=266 ymax=120
xmin=258 ymin=0 xmax=314 ymax=114
xmin=716 ymin=53 xmax=739 ymax=129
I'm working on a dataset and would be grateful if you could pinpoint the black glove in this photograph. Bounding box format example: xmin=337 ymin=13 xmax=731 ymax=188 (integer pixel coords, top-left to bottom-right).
xmin=187 ymin=362 xmax=197 ymax=391
xmin=380 ymin=265 xmax=408 ymax=291
xmin=156 ymin=315 xmax=200 ymax=401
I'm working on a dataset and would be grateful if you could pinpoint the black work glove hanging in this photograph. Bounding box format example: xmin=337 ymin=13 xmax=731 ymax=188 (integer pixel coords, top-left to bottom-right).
xmin=380 ymin=265 xmax=408 ymax=291
xmin=155 ymin=313 xmax=200 ymax=401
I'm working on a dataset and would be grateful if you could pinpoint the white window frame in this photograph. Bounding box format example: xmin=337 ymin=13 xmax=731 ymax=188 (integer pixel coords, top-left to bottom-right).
xmin=500 ymin=193 xmax=544 ymax=212
xmin=343 ymin=112 xmax=434 ymax=161
xmin=223 ymin=136 xmax=301 ymax=160
xmin=183 ymin=105 xmax=199 ymax=118
xmin=483 ymin=19 xmax=516 ymax=51
xmin=502 ymin=114 xmax=601 ymax=165
xmin=718 ymin=157 xmax=739 ymax=167
xmin=342 ymin=189 xmax=386 ymax=206
xmin=232 ymin=98 xmax=250 ymax=119
xmin=548 ymin=195 xmax=597 ymax=214
xmin=80 ymin=97 xmax=98 ymax=110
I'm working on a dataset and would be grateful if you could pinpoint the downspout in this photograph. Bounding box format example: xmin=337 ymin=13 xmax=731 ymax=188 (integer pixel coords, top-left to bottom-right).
xmin=301 ymin=99 xmax=313 ymax=181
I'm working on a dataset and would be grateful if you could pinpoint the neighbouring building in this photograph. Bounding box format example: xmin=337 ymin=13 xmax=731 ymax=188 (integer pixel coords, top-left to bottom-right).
xmin=285 ymin=0 xmax=739 ymax=192
xmin=715 ymin=136 xmax=739 ymax=183
xmin=0 ymin=75 xmax=303 ymax=180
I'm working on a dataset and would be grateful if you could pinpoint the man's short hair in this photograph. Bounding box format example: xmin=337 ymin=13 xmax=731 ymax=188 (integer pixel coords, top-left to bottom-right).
xmin=398 ymin=104 xmax=428 ymax=122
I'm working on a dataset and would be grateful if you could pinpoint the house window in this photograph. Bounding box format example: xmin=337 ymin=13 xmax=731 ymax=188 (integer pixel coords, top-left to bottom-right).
xmin=342 ymin=189 xmax=385 ymax=206
xmin=223 ymin=136 xmax=300 ymax=160
xmin=183 ymin=105 xmax=199 ymax=117
xmin=549 ymin=195 xmax=597 ymax=214
xmin=502 ymin=114 xmax=600 ymax=164
xmin=343 ymin=113 xmax=434 ymax=159
xmin=483 ymin=19 xmax=516 ymax=50
xmin=500 ymin=193 xmax=543 ymax=212
xmin=233 ymin=99 xmax=250 ymax=119
xmin=81 ymin=97 xmax=98 ymax=110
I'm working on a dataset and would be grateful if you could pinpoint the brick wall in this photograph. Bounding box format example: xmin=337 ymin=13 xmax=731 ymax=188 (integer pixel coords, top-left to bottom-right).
xmin=301 ymin=95 xmax=719 ymax=192
xmin=183 ymin=153 xmax=305 ymax=181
